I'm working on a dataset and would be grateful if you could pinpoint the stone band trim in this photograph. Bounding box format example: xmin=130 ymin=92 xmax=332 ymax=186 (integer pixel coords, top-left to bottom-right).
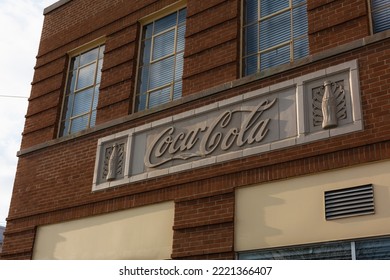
xmin=92 ymin=60 xmax=362 ymax=191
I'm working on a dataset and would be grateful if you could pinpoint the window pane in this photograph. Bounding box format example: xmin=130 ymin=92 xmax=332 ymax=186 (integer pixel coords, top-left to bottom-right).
xmin=260 ymin=0 xmax=289 ymax=17
xmin=372 ymin=8 xmax=390 ymax=33
xmin=63 ymin=94 xmax=74 ymax=120
xmin=356 ymin=238 xmax=390 ymax=259
xmin=244 ymin=55 xmax=258 ymax=75
xmin=260 ymin=45 xmax=290 ymax=70
xmin=136 ymin=9 xmax=186 ymax=112
xmin=260 ymin=10 xmax=291 ymax=50
xmin=245 ymin=0 xmax=258 ymax=24
xmin=243 ymin=1 xmax=308 ymax=75
xmin=239 ymin=242 xmax=352 ymax=260
xmin=136 ymin=93 xmax=147 ymax=111
xmin=141 ymin=39 xmax=152 ymax=65
xmin=293 ymin=0 xmax=306 ymax=5
xmin=92 ymin=86 xmax=99 ymax=110
xmin=67 ymin=70 xmax=77 ymax=94
xmin=76 ymin=63 xmax=96 ymax=90
xmin=71 ymin=56 xmax=80 ymax=70
xmin=72 ymin=88 xmax=93 ymax=117
xmin=60 ymin=44 xmax=104 ymax=136
xmin=177 ymin=25 xmax=186 ymax=52
xmin=70 ymin=114 xmax=89 ymax=133
xmin=80 ymin=47 xmax=98 ymax=65
xmin=138 ymin=66 xmax=149 ymax=94
xmin=175 ymin=52 xmax=184 ymax=80
xmin=154 ymin=12 xmax=177 ymax=34
xmin=96 ymin=59 xmax=103 ymax=84
xmin=149 ymin=56 xmax=174 ymax=90
xmin=149 ymin=86 xmax=171 ymax=108
xmin=178 ymin=8 xmax=186 ymax=24
xmin=293 ymin=4 xmax=308 ymax=37
xmin=144 ymin=22 xmax=154 ymax=39
xmin=153 ymin=29 xmax=175 ymax=60
xmin=90 ymin=110 xmax=97 ymax=127
xmin=245 ymin=24 xmax=258 ymax=55
xmin=59 ymin=120 xmax=70 ymax=136
xmin=173 ymin=81 xmax=182 ymax=100
xmin=372 ymin=0 xmax=389 ymax=10
xmin=294 ymin=37 xmax=309 ymax=60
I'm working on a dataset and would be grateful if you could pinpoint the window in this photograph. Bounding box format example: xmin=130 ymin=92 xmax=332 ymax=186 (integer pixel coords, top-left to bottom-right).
xmin=371 ymin=0 xmax=390 ymax=33
xmin=135 ymin=8 xmax=186 ymax=111
xmin=243 ymin=0 xmax=309 ymax=76
xmin=59 ymin=44 xmax=105 ymax=136
xmin=237 ymin=236 xmax=390 ymax=260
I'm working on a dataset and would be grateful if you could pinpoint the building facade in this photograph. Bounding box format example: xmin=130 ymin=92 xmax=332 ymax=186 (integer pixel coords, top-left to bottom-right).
xmin=0 ymin=226 xmax=4 ymax=254
xmin=1 ymin=0 xmax=390 ymax=259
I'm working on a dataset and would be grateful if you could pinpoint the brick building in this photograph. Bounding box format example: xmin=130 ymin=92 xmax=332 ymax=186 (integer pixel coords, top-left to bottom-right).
xmin=0 ymin=226 xmax=4 ymax=254
xmin=1 ymin=0 xmax=390 ymax=259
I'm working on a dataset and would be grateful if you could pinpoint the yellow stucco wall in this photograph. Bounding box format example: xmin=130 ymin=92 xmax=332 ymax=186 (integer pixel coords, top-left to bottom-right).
xmin=235 ymin=160 xmax=390 ymax=251
xmin=33 ymin=201 xmax=174 ymax=259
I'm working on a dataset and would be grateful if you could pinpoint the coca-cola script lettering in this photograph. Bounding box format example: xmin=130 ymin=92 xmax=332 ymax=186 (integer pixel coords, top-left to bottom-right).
xmin=145 ymin=98 xmax=277 ymax=168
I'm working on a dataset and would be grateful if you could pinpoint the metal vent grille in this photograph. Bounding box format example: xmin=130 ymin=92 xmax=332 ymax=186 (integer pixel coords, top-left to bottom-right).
xmin=325 ymin=184 xmax=374 ymax=220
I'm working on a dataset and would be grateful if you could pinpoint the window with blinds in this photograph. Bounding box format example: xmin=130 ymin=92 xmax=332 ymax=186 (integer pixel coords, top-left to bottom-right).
xmin=237 ymin=236 xmax=390 ymax=260
xmin=371 ymin=0 xmax=390 ymax=33
xmin=243 ymin=0 xmax=309 ymax=76
xmin=59 ymin=44 xmax=105 ymax=136
xmin=135 ymin=8 xmax=186 ymax=112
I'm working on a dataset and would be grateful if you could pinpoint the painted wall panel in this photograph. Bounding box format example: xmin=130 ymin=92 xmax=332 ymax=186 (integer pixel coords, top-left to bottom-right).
xmin=235 ymin=160 xmax=390 ymax=251
xmin=33 ymin=201 xmax=174 ymax=259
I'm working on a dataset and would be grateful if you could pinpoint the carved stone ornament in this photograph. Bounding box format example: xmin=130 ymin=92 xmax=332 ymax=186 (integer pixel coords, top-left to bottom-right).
xmin=321 ymin=80 xmax=338 ymax=129
xmin=101 ymin=142 xmax=125 ymax=182
xmin=106 ymin=143 xmax=119 ymax=181
xmin=312 ymin=80 xmax=347 ymax=130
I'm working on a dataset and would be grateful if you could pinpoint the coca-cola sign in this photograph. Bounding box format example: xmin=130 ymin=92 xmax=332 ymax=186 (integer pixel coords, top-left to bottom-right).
xmin=92 ymin=60 xmax=362 ymax=191
xmin=145 ymin=99 xmax=277 ymax=168
xmin=93 ymin=87 xmax=297 ymax=190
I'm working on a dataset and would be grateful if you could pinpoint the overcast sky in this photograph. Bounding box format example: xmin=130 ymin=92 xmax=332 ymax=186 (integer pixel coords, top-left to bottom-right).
xmin=0 ymin=0 xmax=57 ymax=227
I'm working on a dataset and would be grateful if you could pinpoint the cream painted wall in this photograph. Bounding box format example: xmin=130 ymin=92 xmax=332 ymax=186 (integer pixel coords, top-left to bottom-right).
xmin=235 ymin=160 xmax=390 ymax=251
xmin=33 ymin=201 xmax=174 ymax=260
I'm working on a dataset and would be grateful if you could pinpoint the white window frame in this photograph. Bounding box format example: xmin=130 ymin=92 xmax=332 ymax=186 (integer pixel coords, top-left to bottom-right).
xmin=59 ymin=38 xmax=105 ymax=137
xmin=242 ymin=0 xmax=309 ymax=76
xmin=134 ymin=1 xmax=187 ymax=112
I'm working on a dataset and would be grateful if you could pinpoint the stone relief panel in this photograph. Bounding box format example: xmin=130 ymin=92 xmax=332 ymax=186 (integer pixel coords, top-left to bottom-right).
xmin=92 ymin=60 xmax=362 ymax=191
xmin=305 ymin=71 xmax=353 ymax=133
xmin=312 ymin=80 xmax=347 ymax=129
xmin=102 ymin=142 xmax=125 ymax=181
xmin=95 ymin=137 xmax=128 ymax=185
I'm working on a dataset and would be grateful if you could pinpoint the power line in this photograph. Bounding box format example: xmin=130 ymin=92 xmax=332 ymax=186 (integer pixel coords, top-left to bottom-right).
xmin=0 ymin=95 xmax=28 ymax=99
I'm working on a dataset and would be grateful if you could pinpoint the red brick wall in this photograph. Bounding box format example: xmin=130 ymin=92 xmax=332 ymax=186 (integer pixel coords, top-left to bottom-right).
xmin=182 ymin=0 xmax=240 ymax=95
xmin=2 ymin=0 xmax=389 ymax=259
xmin=308 ymin=0 xmax=370 ymax=53
xmin=173 ymin=192 xmax=235 ymax=259
xmin=22 ymin=0 xmax=182 ymax=149
xmin=21 ymin=0 xmax=375 ymax=149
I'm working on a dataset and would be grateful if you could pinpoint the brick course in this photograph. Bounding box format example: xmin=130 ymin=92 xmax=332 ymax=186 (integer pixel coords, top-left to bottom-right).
xmin=308 ymin=0 xmax=370 ymax=54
